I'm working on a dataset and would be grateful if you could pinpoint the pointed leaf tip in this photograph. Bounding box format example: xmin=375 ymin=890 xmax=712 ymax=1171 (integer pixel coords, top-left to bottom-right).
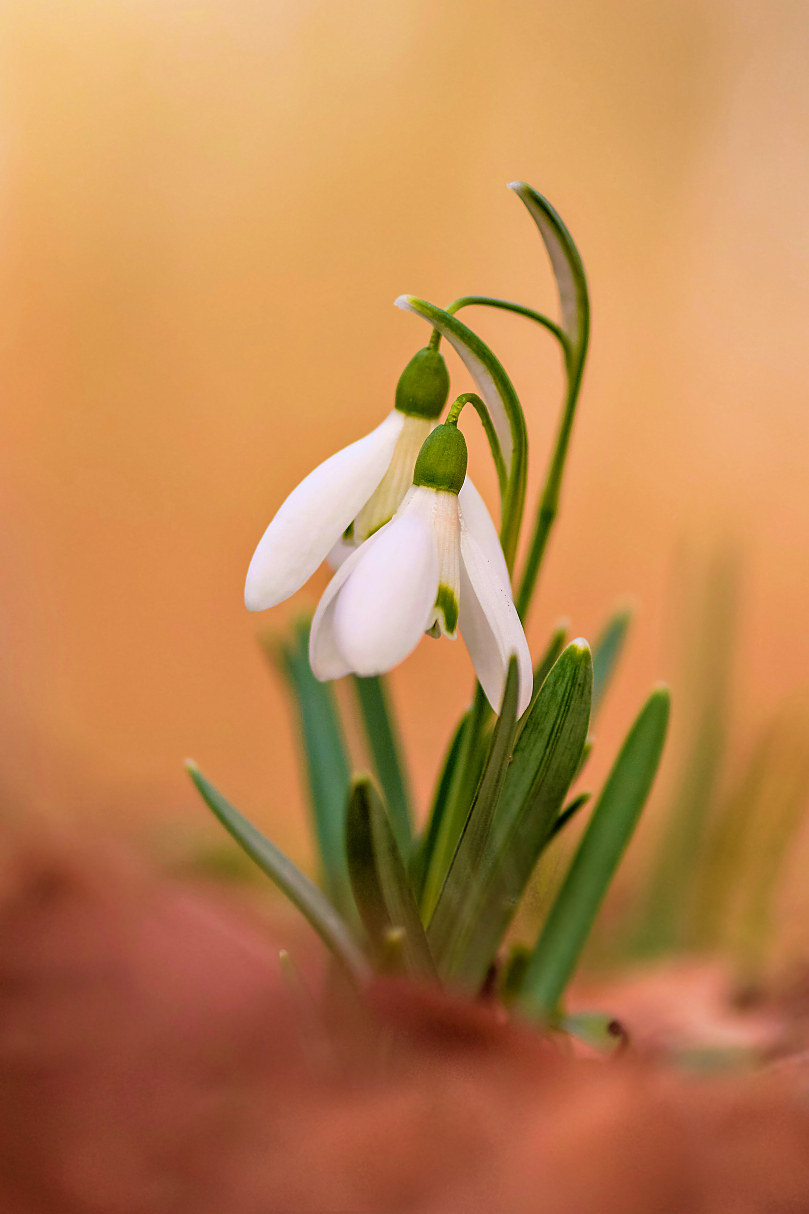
xmin=346 ymin=775 xmax=436 ymax=981
xmin=185 ymin=762 xmax=370 ymax=985
xmin=518 ymin=684 xmax=669 ymax=1017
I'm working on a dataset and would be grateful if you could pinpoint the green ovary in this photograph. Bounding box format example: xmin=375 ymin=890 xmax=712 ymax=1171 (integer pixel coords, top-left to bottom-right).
xmin=435 ymin=583 xmax=459 ymax=636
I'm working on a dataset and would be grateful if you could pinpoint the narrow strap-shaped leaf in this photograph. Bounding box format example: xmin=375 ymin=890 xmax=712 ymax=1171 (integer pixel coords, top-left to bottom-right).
xmin=499 ymin=944 xmax=531 ymax=1004
xmin=530 ymin=619 xmax=569 ymax=707
xmin=427 ymin=659 xmax=520 ymax=968
xmin=352 ymin=674 xmax=412 ymax=858
xmin=271 ymin=621 xmax=353 ymax=917
xmin=431 ymin=642 xmax=592 ymax=991
xmin=591 ymin=605 xmax=632 ymax=718
xmin=518 ymin=687 xmax=670 ymax=1019
xmin=547 ymin=791 xmax=591 ymax=844
xmin=185 ymin=762 xmax=370 ymax=986
xmin=345 ymin=775 xmax=436 ymax=981
xmin=419 ymin=685 xmax=490 ymax=921
xmin=635 ymin=552 xmax=737 ymax=954
xmin=411 ymin=710 xmax=468 ymax=901
xmin=573 ymin=735 xmax=594 ymax=780
xmin=394 ymin=294 xmax=527 ymax=572
xmin=493 ymin=641 xmax=592 ymax=854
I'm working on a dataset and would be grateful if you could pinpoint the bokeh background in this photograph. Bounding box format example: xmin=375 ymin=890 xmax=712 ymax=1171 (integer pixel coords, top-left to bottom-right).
xmin=2 ymin=0 xmax=808 ymax=901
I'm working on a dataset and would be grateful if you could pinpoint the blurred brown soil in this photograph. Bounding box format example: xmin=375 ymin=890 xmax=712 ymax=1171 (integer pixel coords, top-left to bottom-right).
xmin=2 ymin=825 xmax=809 ymax=1214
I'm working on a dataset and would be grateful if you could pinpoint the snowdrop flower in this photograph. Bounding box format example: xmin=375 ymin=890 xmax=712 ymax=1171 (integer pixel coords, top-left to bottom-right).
xmin=244 ymin=346 xmax=450 ymax=611
xmin=309 ymin=418 xmax=533 ymax=717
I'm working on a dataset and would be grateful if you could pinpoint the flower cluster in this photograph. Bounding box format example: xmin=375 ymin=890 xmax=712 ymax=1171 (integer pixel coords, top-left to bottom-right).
xmin=189 ymin=183 xmax=670 ymax=1034
xmin=244 ymin=349 xmax=532 ymax=716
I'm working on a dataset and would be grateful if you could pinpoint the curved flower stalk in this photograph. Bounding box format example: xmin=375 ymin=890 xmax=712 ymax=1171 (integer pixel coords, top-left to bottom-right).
xmin=394 ymin=296 xmax=527 ymax=576
xmin=244 ymin=345 xmax=450 ymax=612
xmin=309 ymin=414 xmax=532 ymax=717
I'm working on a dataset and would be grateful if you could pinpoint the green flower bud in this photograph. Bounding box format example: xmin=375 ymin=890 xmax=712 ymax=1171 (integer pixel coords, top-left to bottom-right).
xmin=413 ymin=423 xmax=467 ymax=496
xmin=395 ymin=346 xmax=450 ymax=420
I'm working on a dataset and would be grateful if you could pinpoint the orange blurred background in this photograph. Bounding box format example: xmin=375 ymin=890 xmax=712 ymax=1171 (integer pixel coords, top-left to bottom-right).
xmin=1 ymin=0 xmax=808 ymax=877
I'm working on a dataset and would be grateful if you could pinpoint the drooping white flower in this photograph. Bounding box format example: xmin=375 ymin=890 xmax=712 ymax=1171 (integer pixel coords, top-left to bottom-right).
xmin=244 ymin=346 xmax=450 ymax=612
xmin=309 ymin=423 xmax=533 ymax=716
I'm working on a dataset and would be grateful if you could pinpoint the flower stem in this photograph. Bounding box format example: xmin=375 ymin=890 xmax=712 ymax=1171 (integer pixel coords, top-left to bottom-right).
xmin=445 ymin=392 xmax=507 ymax=498
xmin=515 ymin=348 xmax=586 ymax=621
xmin=446 ymin=295 xmax=569 ymax=357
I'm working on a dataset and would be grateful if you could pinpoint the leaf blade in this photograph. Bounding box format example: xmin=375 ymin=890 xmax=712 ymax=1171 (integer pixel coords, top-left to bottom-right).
xmin=432 ymin=641 xmax=593 ymax=991
xmin=346 ymin=775 xmax=436 ymax=981
xmin=529 ymin=619 xmax=569 ymax=709
xmin=518 ymin=686 xmax=670 ymax=1018
xmin=411 ymin=710 xmax=468 ymax=902
xmin=591 ymin=605 xmax=632 ymax=718
xmin=186 ymin=761 xmax=370 ymax=985
xmin=271 ymin=620 xmax=353 ymax=917
xmin=427 ymin=658 xmax=520 ymax=972
xmin=352 ymin=674 xmax=413 ymax=858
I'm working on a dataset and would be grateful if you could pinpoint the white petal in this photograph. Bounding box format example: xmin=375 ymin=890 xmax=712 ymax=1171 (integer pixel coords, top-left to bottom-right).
xmin=332 ymin=512 xmax=438 ymax=677
xmin=352 ymin=414 xmax=435 ymax=543
xmin=244 ymin=410 xmax=405 ymax=611
xmin=309 ymin=525 xmax=391 ymax=680
xmin=458 ymin=478 xmax=509 ymax=587
xmin=427 ymin=490 xmax=461 ymax=638
xmin=326 ymin=535 xmax=354 ymax=571
xmin=459 ymin=528 xmax=532 ymax=717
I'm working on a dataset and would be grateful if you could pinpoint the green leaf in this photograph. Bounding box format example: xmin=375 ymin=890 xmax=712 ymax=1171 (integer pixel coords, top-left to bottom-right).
xmin=394 ymin=294 xmax=527 ymax=572
xmin=499 ymin=943 xmax=532 ymax=1004
xmin=411 ymin=710 xmax=468 ymax=901
xmin=419 ymin=685 xmax=490 ymax=922
xmin=429 ymin=641 xmax=592 ymax=991
xmin=352 ymin=675 xmax=412 ymax=859
xmin=634 ymin=551 xmax=738 ymax=955
xmin=691 ymin=706 xmax=809 ymax=971
xmin=345 ymin=775 xmax=436 ymax=981
xmin=547 ymin=791 xmax=591 ymax=844
xmin=493 ymin=642 xmax=592 ymax=855
xmin=530 ymin=619 xmax=569 ymax=708
xmin=185 ymin=762 xmax=370 ymax=986
xmin=518 ymin=686 xmax=670 ymax=1019
xmin=591 ymin=605 xmax=632 ymax=718
xmin=271 ymin=620 xmax=353 ymax=918
xmin=573 ymin=734 xmax=594 ymax=780
xmin=426 ymin=659 xmax=520 ymax=972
